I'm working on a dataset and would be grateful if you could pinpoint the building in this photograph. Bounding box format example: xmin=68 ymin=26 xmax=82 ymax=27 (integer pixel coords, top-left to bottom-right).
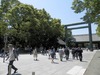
xmin=73 ymin=34 xmax=100 ymax=49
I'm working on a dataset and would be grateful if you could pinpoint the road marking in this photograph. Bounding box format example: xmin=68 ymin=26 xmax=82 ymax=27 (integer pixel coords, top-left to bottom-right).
xmin=66 ymin=66 xmax=86 ymax=75
xmin=77 ymin=69 xmax=86 ymax=75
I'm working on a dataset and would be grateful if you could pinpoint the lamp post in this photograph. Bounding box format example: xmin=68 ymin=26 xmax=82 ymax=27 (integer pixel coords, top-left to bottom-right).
xmin=0 ymin=0 xmax=1 ymax=5
xmin=3 ymin=33 xmax=8 ymax=63
xmin=0 ymin=0 xmax=1 ymax=10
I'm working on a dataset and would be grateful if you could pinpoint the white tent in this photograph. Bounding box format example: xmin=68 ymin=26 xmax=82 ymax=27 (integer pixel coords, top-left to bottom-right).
xmin=57 ymin=38 xmax=66 ymax=45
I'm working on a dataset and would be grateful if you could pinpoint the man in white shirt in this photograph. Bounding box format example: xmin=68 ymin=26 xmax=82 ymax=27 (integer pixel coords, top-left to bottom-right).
xmin=59 ymin=47 xmax=64 ymax=61
xmin=7 ymin=44 xmax=18 ymax=75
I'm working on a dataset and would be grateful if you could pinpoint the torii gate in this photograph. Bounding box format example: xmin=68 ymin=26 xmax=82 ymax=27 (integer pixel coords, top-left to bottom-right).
xmin=64 ymin=22 xmax=93 ymax=51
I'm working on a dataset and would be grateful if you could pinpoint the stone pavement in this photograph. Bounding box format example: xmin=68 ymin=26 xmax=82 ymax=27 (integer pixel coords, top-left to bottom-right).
xmin=0 ymin=50 xmax=97 ymax=75
xmin=84 ymin=50 xmax=100 ymax=75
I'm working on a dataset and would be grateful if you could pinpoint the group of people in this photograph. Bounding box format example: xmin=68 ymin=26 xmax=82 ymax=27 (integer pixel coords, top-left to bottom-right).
xmin=71 ymin=47 xmax=83 ymax=61
xmin=58 ymin=47 xmax=70 ymax=61
xmin=44 ymin=46 xmax=83 ymax=63
xmin=28 ymin=46 xmax=83 ymax=63
xmin=0 ymin=44 xmax=83 ymax=75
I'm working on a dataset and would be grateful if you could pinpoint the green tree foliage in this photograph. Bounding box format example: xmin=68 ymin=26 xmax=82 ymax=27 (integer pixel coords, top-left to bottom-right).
xmin=71 ymin=0 xmax=100 ymax=35
xmin=0 ymin=0 xmax=20 ymax=34
xmin=0 ymin=0 xmax=20 ymax=47
xmin=0 ymin=0 xmax=20 ymax=25
xmin=6 ymin=4 xmax=36 ymax=42
xmin=0 ymin=0 xmax=70 ymax=48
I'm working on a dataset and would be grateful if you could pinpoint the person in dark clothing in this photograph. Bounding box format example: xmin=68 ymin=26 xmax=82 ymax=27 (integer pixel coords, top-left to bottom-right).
xmin=50 ymin=48 xmax=55 ymax=63
xmin=1 ymin=48 xmax=4 ymax=57
xmin=71 ymin=47 xmax=76 ymax=59
xmin=75 ymin=48 xmax=79 ymax=60
xmin=29 ymin=47 xmax=33 ymax=55
xmin=78 ymin=47 xmax=83 ymax=61
xmin=64 ymin=48 xmax=70 ymax=60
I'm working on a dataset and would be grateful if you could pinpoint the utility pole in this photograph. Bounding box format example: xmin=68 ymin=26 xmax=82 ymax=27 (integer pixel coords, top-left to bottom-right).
xmin=3 ymin=33 xmax=8 ymax=63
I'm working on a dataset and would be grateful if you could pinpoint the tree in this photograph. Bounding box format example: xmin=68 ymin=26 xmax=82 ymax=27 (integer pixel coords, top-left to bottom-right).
xmin=0 ymin=21 xmax=7 ymax=48
xmin=6 ymin=3 xmax=39 ymax=45
xmin=0 ymin=0 xmax=66 ymax=49
xmin=0 ymin=0 xmax=20 ymax=27
xmin=0 ymin=0 xmax=20 ymax=48
xmin=71 ymin=0 xmax=100 ymax=35
xmin=32 ymin=9 xmax=64 ymax=47
xmin=64 ymin=27 xmax=73 ymax=47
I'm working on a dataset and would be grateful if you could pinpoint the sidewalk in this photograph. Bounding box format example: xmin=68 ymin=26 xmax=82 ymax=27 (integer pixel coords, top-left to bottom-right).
xmin=84 ymin=50 xmax=100 ymax=75
xmin=0 ymin=50 xmax=96 ymax=75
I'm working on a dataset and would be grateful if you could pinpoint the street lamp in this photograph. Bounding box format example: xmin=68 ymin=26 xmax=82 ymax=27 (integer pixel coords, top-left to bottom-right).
xmin=0 ymin=0 xmax=1 ymax=8
xmin=3 ymin=33 xmax=8 ymax=63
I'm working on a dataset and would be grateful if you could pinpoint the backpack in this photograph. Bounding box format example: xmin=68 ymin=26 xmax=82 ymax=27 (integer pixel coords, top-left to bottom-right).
xmin=50 ymin=49 xmax=55 ymax=55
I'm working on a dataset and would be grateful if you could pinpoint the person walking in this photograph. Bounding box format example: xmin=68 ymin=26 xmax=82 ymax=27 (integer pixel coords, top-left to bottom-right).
xmin=78 ymin=47 xmax=83 ymax=61
xmin=75 ymin=48 xmax=79 ymax=60
xmin=50 ymin=47 xmax=55 ymax=63
xmin=47 ymin=48 xmax=51 ymax=59
xmin=7 ymin=44 xmax=18 ymax=75
xmin=59 ymin=47 xmax=64 ymax=61
xmin=64 ymin=47 xmax=70 ymax=60
xmin=1 ymin=47 xmax=4 ymax=57
xmin=33 ymin=47 xmax=38 ymax=61
xmin=71 ymin=47 xmax=76 ymax=59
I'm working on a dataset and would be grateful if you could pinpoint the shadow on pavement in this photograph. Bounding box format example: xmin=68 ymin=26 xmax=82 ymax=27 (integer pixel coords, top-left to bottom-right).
xmin=53 ymin=62 xmax=59 ymax=64
xmin=81 ymin=61 xmax=88 ymax=62
xmin=34 ymin=59 xmax=39 ymax=61
xmin=98 ymin=57 xmax=100 ymax=58
xmin=62 ymin=60 xmax=67 ymax=62
xmin=12 ymin=73 xmax=22 ymax=75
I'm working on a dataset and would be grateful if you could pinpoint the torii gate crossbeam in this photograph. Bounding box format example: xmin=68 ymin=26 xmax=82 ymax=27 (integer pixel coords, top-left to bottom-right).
xmin=64 ymin=22 xmax=93 ymax=51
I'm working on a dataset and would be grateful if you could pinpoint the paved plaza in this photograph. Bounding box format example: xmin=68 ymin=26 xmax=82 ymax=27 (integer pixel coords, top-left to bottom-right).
xmin=0 ymin=50 xmax=97 ymax=75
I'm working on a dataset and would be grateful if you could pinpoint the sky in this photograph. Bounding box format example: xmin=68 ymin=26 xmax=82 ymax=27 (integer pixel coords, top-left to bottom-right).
xmin=19 ymin=0 xmax=97 ymax=35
